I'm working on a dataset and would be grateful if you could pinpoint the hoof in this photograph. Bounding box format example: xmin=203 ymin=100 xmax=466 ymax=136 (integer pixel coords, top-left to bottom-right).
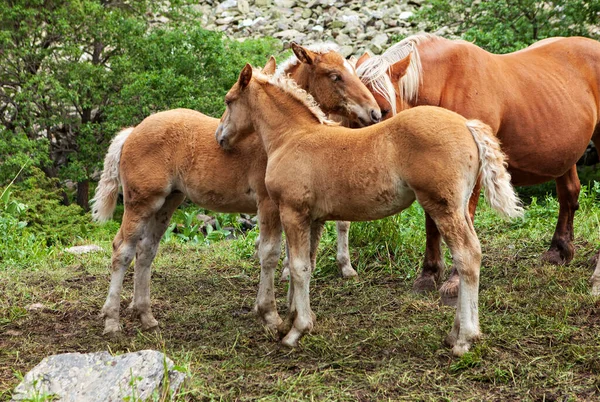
xmin=452 ymin=341 xmax=471 ymax=356
xmin=541 ymin=249 xmax=567 ymax=265
xmin=277 ymin=315 xmax=294 ymax=338
xmin=591 ymin=277 xmax=600 ymax=296
xmin=439 ymin=277 xmax=459 ymax=307
xmin=281 ymin=327 xmax=303 ymax=348
xmin=103 ymin=320 xmax=122 ymax=337
xmin=142 ymin=324 xmax=160 ymax=333
xmin=413 ymin=274 xmax=437 ymax=294
xmin=340 ymin=265 xmax=358 ymax=278
xmin=280 ymin=266 xmax=290 ymax=282
xmin=588 ymin=252 xmax=599 ymax=269
xmin=444 ymin=333 xmax=457 ymax=348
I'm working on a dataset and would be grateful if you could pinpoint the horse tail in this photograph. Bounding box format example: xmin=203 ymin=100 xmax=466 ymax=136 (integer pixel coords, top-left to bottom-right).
xmin=91 ymin=127 xmax=134 ymax=222
xmin=466 ymin=120 xmax=524 ymax=219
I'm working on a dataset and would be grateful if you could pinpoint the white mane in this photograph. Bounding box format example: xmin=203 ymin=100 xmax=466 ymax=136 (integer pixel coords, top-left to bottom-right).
xmin=274 ymin=43 xmax=341 ymax=78
xmin=356 ymin=34 xmax=434 ymax=115
xmin=254 ymin=68 xmax=337 ymax=126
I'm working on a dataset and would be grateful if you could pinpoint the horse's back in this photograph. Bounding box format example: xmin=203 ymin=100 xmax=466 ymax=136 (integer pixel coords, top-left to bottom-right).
xmin=119 ymin=108 xmax=263 ymax=213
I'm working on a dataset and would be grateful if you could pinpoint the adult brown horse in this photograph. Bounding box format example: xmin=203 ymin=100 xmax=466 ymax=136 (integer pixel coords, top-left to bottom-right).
xmin=92 ymin=45 xmax=381 ymax=336
xmin=356 ymin=34 xmax=600 ymax=301
xmin=215 ymin=64 xmax=522 ymax=354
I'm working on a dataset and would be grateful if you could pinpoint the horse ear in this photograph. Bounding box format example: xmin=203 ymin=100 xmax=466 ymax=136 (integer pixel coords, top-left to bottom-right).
xmin=356 ymin=51 xmax=371 ymax=68
xmin=291 ymin=42 xmax=316 ymax=65
xmin=262 ymin=56 xmax=277 ymax=75
xmin=239 ymin=64 xmax=253 ymax=90
xmin=389 ymin=53 xmax=411 ymax=82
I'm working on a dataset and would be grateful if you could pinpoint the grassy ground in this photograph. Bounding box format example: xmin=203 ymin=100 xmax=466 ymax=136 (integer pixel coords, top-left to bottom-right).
xmin=2 ymin=188 xmax=600 ymax=400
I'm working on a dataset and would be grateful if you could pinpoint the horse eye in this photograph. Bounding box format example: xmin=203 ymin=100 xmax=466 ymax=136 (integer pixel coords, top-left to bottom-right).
xmin=381 ymin=109 xmax=390 ymax=116
xmin=225 ymin=99 xmax=232 ymax=106
xmin=331 ymin=74 xmax=342 ymax=82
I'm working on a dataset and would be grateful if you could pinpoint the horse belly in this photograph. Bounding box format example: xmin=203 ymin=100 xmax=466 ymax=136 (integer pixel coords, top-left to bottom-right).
xmin=318 ymin=179 xmax=415 ymax=222
xmin=186 ymin=187 xmax=257 ymax=214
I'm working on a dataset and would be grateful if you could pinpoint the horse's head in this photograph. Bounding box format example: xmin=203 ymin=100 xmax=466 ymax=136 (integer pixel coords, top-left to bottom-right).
xmin=216 ymin=58 xmax=277 ymax=150
xmin=289 ymin=43 xmax=381 ymax=127
xmin=356 ymin=52 xmax=412 ymax=120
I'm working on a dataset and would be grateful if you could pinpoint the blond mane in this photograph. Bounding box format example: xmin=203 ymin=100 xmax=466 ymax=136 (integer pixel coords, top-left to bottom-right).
xmin=254 ymin=68 xmax=337 ymax=126
xmin=356 ymin=33 xmax=436 ymax=115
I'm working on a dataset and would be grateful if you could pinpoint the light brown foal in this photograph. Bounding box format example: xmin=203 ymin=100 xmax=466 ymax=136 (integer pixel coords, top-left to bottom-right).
xmin=216 ymin=64 xmax=523 ymax=355
xmin=92 ymin=46 xmax=380 ymax=336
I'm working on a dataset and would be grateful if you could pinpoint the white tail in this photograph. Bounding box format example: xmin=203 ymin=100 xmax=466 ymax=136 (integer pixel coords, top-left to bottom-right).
xmin=466 ymin=120 xmax=524 ymax=219
xmin=91 ymin=127 xmax=134 ymax=222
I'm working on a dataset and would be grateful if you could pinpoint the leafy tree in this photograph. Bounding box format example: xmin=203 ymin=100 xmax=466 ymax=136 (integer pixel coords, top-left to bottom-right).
xmin=0 ymin=1 xmax=278 ymax=209
xmin=415 ymin=0 xmax=600 ymax=53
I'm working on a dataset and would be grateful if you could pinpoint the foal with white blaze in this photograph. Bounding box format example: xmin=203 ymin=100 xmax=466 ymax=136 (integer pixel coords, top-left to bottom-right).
xmin=216 ymin=64 xmax=523 ymax=355
xmin=92 ymin=45 xmax=380 ymax=336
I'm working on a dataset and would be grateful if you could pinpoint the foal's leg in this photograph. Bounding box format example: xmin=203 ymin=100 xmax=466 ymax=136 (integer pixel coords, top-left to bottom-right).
xmin=412 ymin=212 xmax=445 ymax=293
xmin=439 ymin=183 xmax=482 ymax=306
xmin=336 ymin=221 xmax=358 ymax=277
xmin=130 ymin=192 xmax=184 ymax=331
xmin=101 ymin=209 xmax=147 ymax=335
xmin=278 ymin=208 xmax=314 ymax=347
xmin=542 ymin=165 xmax=580 ymax=265
xmin=592 ymin=258 xmax=600 ymax=296
xmin=254 ymin=198 xmax=283 ymax=332
xmin=415 ymin=181 xmax=482 ymax=302
xmin=432 ymin=209 xmax=482 ymax=356
xmin=282 ymin=221 xmax=357 ymax=280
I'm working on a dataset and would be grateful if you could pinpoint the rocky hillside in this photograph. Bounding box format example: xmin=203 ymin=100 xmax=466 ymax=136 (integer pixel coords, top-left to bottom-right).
xmin=196 ymin=0 xmax=426 ymax=56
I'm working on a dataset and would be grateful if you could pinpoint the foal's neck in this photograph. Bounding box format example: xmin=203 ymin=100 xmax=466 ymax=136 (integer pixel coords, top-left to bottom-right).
xmin=251 ymin=83 xmax=322 ymax=155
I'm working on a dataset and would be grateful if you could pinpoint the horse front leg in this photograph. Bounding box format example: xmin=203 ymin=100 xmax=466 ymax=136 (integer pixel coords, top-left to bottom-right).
xmin=254 ymin=198 xmax=283 ymax=333
xmin=336 ymin=221 xmax=358 ymax=277
xmin=542 ymin=165 xmax=580 ymax=265
xmin=278 ymin=208 xmax=314 ymax=347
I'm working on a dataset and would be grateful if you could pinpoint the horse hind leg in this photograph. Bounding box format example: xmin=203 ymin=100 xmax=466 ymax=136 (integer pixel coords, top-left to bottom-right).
xmin=129 ymin=192 xmax=184 ymax=331
xmin=431 ymin=208 xmax=482 ymax=356
xmin=542 ymin=165 xmax=580 ymax=265
xmin=101 ymin=208 xmax=148 ymax=336
xmin=336 ymin=221 xmax=358 ymax=278
xmin=438 ymin=181 xmax=482 ymax=306
xmin=413 ymin=212 xmax=446 ymax=293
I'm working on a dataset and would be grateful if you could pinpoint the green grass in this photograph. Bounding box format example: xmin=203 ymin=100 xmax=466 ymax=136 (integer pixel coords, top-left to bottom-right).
xmin=1 ymin=187 xmax=600 ymax=400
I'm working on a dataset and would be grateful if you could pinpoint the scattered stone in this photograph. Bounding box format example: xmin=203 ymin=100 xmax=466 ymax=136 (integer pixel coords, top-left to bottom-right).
xmin=64 ymin=245 xmax=103 ymax=254
xmin=25 ymin=303 xmax=47 ymax=311
xmin=11 ymin=350 xmax=186 ymax=402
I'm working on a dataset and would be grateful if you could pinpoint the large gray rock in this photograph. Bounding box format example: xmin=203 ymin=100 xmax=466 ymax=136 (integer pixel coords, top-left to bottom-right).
xmin=12 ymin=350 xmax=186 ymax=402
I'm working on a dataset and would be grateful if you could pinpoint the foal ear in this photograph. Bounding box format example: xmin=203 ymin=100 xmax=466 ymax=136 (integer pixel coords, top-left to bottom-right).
xmin=238 ymin=63 xmax=253 ymax=90
xmin=389 ymin=53 xmax=412 ymax=82
xmin=356 ymin=51 xmax=371 ymax=68
xmin=291 ymin=42 xmax=316 ymax=65
xmin=262 ymin=56 xmax=277 ymax=75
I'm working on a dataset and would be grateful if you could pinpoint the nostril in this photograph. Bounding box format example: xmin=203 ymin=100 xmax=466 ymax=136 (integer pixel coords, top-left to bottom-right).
xmin=371 ymin=109 xmax=381 ymax=123
xmin=218 ymin=138 xmax=226 ymax=148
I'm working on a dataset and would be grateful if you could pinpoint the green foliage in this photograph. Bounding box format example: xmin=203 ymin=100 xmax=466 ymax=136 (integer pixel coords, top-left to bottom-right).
xmin=12 ymin=168 xmax=93 ymax=246
xmin=415 ymin=0 xmax=600 ymax=53
xmin=0 ymin=1 xmax=279 ymax=202
xmin=162 ymin=207 xmax=236 ymax=245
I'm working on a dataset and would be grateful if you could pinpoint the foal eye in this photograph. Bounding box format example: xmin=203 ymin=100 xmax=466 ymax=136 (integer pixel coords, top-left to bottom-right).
xmin=331 ymin=74 xmax=342 ymax=82
xmin=381 ymin=109 xmax=390 ymax=117
xmin=225 ymin=99 xmax=232 ymax=106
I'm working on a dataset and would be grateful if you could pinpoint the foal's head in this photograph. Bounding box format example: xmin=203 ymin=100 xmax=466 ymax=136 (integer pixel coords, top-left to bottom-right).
xmin=283 ymin=43 xmax=381 ymax=127
xmin=216 ymin=59 xmax=333 ymax=150
xmin=356 ymin=52 xmax=412 ymax=120
xmin=215 ymin=59 xmax=275 ymax=149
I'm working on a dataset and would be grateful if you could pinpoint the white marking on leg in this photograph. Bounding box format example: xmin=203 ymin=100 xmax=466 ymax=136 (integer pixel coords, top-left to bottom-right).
xmin=336 ymin=221 xmax=357 ymax=277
